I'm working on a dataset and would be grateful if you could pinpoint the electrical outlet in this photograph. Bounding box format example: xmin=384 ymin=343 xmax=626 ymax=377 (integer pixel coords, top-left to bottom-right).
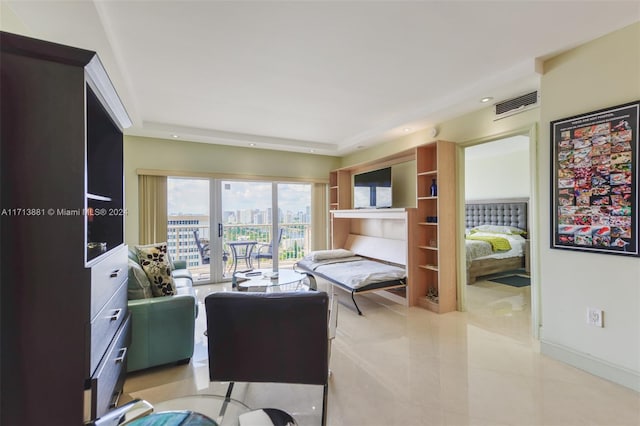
xmin=587 ymin=308 xmax=604 ymax=327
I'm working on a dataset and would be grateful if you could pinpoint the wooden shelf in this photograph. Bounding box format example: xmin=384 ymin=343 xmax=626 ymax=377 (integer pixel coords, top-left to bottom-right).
xmin=332 ymin=208 xmax=409 ymax=220
xmin=329 ymin=170 xmax=352 ymax=210
xmin=412 ymin=140 xmax=457 ymax=313
xmin=418 ymin=296 xmax=440 ymax=313
xmin=87 ymin=193 xmax=113 ymax=202
xmin=419 ymin=264 xmax=439 ymax=271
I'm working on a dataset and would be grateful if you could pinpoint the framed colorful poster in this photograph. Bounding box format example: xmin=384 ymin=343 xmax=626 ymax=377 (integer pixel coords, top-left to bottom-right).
xmin=551 ymin=100 xmax=639 ymax=256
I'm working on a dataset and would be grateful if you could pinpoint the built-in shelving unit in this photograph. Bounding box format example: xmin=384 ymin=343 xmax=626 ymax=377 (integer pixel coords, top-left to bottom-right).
xmin=329 ymin=169 xmax=352 ymax=210
xmin=327 ymin=143 xmax=457 ymax=313
xmin=413 ymin=141 xmax=457 ymax=313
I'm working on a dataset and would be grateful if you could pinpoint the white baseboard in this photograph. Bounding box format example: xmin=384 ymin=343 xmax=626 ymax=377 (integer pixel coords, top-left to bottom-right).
xmin=541 ymin=340 xmax=640 ymax=392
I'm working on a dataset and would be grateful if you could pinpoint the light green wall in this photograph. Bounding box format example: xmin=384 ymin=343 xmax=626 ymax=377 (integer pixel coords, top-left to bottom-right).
xmin=538 ymin=22 xmax=640 ymax=385
xmin=124 ymin=135 xmax=340 ymax=244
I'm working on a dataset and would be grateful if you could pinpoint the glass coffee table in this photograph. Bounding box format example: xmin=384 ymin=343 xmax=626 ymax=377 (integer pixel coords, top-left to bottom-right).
xmin=234 ymin=268 xmax=313 ymax=292
xmin=152 ymin=395 xmax=251 ymax=425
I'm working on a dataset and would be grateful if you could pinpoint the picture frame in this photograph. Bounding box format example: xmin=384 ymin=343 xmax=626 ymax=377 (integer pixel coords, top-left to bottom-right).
xmin=550 ymin=100 xmax=639 ymax=257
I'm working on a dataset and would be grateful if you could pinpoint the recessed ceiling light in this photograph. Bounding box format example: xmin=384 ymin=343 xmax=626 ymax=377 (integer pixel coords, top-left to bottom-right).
xmin=480 ymin=97 xmax=493 ymax=103
xmin=309 ymin=149 xmax=315 ymax=153
xmin=171 ymin=134 xmax=179 ymax=138
xmin=249 ymin=143 xmax=256 ymax=147
xmin=403 ymin=127 xmax=412 ymax=132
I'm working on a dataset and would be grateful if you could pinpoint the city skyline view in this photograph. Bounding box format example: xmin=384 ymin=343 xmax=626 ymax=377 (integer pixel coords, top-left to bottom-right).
xmin=167 ymin=178 xmax=311 ymax=222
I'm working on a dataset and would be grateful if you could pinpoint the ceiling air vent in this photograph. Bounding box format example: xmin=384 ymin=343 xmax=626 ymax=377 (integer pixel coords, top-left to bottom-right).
xmin=494 ymin=91 xmax=539 ymax=120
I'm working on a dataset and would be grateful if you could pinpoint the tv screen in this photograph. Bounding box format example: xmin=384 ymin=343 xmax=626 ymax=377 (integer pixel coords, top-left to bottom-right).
xmin=353 ymin=167 xmax=392 ymax=209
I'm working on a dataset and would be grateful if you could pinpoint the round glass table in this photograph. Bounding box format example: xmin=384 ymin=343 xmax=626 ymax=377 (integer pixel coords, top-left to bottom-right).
xmin=152 ymin=395 xmax=251 ymax=425
xmin=234 ymin=268 xmax=311 ymax=292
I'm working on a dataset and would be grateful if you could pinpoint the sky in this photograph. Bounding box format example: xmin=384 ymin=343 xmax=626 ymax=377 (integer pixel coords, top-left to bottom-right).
xmin=167 ymin=178 xmax=310 ymax=216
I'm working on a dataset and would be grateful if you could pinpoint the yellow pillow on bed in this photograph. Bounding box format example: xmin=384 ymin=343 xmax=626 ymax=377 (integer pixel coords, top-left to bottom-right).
xmin=306 ymin=249 xmax=355 ymax=261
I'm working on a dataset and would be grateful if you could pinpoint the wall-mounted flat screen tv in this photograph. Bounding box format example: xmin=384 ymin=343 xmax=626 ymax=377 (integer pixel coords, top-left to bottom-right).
xmin=353 ymin=167 xmax=392 ymax=209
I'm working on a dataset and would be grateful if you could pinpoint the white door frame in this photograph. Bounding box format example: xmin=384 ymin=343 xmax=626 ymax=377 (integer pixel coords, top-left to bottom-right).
xmin=456 ymin=124 xmax=541 ymax=339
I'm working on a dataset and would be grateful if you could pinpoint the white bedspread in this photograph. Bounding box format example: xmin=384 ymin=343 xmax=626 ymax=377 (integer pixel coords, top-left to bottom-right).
xmin=465 ymin=232 xmax=526 ymax=267
xmin=297 ymin=256 xmax=406 ymax=290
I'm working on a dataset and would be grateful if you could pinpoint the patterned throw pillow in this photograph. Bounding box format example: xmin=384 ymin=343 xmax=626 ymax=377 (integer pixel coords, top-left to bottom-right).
xmin=127 ymin=259 xmax=153 ymax=300
xmin=135 ymin=243 xmax=176 ymax=297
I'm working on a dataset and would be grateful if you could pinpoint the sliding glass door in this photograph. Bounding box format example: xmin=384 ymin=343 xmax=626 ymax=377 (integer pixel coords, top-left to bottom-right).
xmin=277 ymin=183 xmax=312 ymax=267
xmin=219 ymin=180 xmax=311 ymax=276
xmin=167 ymin=177 xmax=312 ymax=284
xmin=220 ymin=180 xmax=273 ymax=276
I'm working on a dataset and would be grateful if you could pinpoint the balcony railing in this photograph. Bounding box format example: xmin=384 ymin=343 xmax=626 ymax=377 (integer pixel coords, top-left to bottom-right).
xmin=167 ymin=222 xmax=311 ymax=281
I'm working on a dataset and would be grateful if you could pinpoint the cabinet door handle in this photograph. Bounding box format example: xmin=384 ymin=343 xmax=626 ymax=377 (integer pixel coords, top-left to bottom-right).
xmin=108 ymin=308 xmax=122 ymax=321
xmin=109 ymin=269 xmax=121 ymax=278
xmin=109 ymin=390 xmax=122 ymax=409
xmin=114 ymin=347 xmax=127 ymax=364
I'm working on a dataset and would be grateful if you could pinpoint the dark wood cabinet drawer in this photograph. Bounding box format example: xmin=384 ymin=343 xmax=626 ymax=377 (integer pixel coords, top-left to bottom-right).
xmin=88 ymin=313 xmax=131 ymax=421
xmin=91 ymin=245 xmax=127 ymax=319
xmin=90 ymin=279 xmax=128 ymax=374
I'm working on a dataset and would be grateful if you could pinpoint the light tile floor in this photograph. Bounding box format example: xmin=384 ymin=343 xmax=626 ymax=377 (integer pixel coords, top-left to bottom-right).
xmin=123 ymin=277 xmax=640 ymax=426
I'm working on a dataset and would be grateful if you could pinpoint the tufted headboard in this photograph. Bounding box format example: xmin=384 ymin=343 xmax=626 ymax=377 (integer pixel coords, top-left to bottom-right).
xmin=465 ymin=199 xmax=528 ymax=232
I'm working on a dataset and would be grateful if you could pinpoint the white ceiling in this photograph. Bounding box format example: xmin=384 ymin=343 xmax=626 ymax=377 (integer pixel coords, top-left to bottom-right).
xmin=6 ymin=1 xmax=640 ymax=156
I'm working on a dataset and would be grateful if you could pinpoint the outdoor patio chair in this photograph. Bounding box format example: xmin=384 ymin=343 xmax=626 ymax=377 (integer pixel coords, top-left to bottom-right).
xmin=251 ymin=228 xmax=284 ymax=268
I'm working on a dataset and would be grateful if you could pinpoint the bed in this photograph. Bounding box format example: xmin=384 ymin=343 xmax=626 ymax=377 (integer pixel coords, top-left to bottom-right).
xmin=465 ymin=200 xmax=528 ymax=283
xmin=295 ymin=234 xmax=407 ymax=315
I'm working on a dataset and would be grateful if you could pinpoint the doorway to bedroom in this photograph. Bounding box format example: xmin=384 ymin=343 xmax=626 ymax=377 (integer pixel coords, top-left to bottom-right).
xmin=462 ymin=134 xmax=533 ymax=342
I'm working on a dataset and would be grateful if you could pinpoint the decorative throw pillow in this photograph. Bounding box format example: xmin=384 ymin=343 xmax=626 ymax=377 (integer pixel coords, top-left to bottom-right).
xmin=135 ymin=242 xmax=176 ymax=297
xmin=470 ymin=224 xmax=527 ymax=236
xmin=306 ymin=248 xmax=355 ymax=262
xmin=127 ymin=259 xmax=153 ymax=300
xmin=167 ymin=251 xmax=176 ymax=271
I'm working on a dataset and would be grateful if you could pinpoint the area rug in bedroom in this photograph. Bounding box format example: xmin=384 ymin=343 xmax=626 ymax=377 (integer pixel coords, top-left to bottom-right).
xmin=488 ymin=275 xmax=531 ymax=288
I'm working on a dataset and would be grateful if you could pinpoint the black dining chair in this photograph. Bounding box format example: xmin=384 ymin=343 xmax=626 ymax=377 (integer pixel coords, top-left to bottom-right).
xmin=205 ymin=291 xmax=331 ymax=426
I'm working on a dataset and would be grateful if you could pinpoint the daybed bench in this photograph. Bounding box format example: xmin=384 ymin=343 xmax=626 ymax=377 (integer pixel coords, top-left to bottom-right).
xmin=295 ymin=234 xmax=407 ymax=315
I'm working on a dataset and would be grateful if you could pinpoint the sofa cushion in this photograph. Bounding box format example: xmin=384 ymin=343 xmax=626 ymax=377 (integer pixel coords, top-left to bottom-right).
xmin=135 ymin=242 xmax=177 ymax=297
xmin=172 ymin=269 xmax=193 ymax=284
xmin=128 ymin=247 xmax=139 ymax=263
xmin=128 ymin=259 xmax=153 ymax=300
xmin=173 ymin=276 xmax=193 ymax=290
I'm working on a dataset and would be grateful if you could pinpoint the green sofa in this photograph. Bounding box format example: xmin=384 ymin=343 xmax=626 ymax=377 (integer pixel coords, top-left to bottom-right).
xmin=126 ymin=247 xmax=198 ymax=372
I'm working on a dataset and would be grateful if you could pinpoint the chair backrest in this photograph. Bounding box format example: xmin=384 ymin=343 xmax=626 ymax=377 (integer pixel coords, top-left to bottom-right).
xmin=205 ymin=291 xmax=329 ymax=386
xmin=264 ymin=228 xmax=285 ymax=254
xmin=193 ymin=230 xmax=210 ymax=262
